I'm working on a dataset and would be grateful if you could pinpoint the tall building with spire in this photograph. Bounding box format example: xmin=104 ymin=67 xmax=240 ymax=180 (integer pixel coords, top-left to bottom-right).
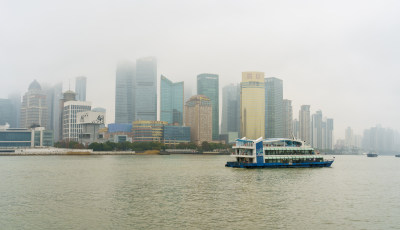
xmin=135 ymin=57 xmax=157 ymax=121
xmin=115 ymin=61 xmax=135 ymax=124
xmin=75 ymin=76 xmax=87 ymax=101
xmin=160 ymin=75 xmax=184 ymax=125
xmin=240 ymin=72 xmax=265 ymax=139
xmin=20 ymin=80 xmax=48 ymax=129
xmin=197 ymin=73 xmax=219 ymax=140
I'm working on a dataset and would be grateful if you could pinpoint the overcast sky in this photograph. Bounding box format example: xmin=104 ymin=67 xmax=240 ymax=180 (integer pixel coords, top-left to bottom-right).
xmin=1 ymin=0 xmax=400 ymax=140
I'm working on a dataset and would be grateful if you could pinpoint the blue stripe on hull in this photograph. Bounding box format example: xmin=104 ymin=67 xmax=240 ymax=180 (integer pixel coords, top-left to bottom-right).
xmin=225 ymin=161 xmax=333 ymax=168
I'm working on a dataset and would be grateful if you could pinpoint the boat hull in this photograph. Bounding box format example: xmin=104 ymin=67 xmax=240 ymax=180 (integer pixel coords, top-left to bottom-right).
xmin=225 ymin=161 xmax=334 ymax=168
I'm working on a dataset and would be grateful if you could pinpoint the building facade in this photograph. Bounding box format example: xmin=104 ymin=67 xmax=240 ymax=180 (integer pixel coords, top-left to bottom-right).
xmin=184 ymin=95 xmax=212 ymax=145
xmin=0 ymin=125 xmax=53 ymax=148
xmin=115 ymin=61 xmax=135 ymax=124
xmin=62 ymin=101 xmax=91 ymax=141
xmin=293 ymin=119 xmax=300 ymax=139
xmin=311 ymin=110 xmax=323 ymax=149
xmin=163 ymin=125 xmax=191 ymax=145
xmin=77 ymin=111 xmax=105 ymax=145
xmin=7 ymin=93 xmax=21 ymax=128
xmin=283 ymin=99 xmax=293 ymax=138
xmin=135 ymin=57 xmax=157 ymax=121
xmin=75 ymin=76 xmax=87 ymax=101
xmin=197 ymin=73 xmax=219 ymax=140
xmin=0 ymin=99 xmax=17 ymax=127
xmin=132 ymin=120 xmax=166 ymax=142
xmin=265 ymin=77 xmax=283 ymax=138
xmin=240 ymin=72 xmax=265 ymax=139
xmin=160 ymin=75 xmax=184 ymax=125
xmin=326 ymin=118 xmax=334 ymax=150
xmin=221 ymin=83 xmax=240 ymax=135
xmin=299 ymin=105 xmax=311 ymax=145
xmin=20 ymin=80 xmax=48 ymax=129
xmin=44 ymin=83 xmax=63 ymax=141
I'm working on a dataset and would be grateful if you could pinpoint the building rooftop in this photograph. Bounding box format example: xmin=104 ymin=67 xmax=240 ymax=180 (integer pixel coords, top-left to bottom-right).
xmin=28 ymin=80 xmax=42 ymax=91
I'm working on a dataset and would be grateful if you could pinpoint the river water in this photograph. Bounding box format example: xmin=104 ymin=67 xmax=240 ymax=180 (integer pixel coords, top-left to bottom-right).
xmin=0 ymin=155 xmax=399 ymax=229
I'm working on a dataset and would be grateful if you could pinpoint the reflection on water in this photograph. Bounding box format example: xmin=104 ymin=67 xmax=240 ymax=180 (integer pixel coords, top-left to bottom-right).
xmin=0 ymin=155 xmax=399 ymax=229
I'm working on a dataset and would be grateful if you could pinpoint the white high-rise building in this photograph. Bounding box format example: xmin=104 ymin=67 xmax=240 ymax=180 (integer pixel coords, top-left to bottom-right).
xmin=62 ymin=101 xmax=91 ymax=141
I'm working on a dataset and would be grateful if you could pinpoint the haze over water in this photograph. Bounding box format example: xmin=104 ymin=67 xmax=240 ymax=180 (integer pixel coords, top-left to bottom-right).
xmin=0 ymin=155 xmax=399 ymax=229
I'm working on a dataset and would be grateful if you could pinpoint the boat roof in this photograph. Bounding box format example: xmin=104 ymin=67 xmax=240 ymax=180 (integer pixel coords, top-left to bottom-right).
xmin=236 ymin=138 xmax=303 ymax=143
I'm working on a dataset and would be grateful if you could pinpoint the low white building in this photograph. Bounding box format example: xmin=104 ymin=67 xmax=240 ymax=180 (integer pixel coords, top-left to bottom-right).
xmin=77 ymin=110 xmax=106 ymax=145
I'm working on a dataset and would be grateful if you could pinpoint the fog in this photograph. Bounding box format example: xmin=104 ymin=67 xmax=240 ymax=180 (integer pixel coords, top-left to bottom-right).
xmin=1 ymin=0 xmax=400 ymax=139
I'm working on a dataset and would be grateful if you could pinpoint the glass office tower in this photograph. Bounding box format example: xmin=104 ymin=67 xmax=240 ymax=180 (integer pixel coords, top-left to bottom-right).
xmin=265 ymin=77 xmax=283 ymax=138
xmin=115 ymin=61 xmax=135 ymax=124
xmin=160 ymin=75 xmax=184 ymax=125
xmin=197 ymin=73 xmax=219 ymax=140
xmin=135 ymin=57 xmax=157 ymax=121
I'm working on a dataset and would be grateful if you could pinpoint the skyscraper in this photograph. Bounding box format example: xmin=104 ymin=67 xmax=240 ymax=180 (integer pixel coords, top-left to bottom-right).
xmin=184 ymin=95 xmax=212 ymax=145
xmin=221 ymin=83 xmax=240 ymax=135
xmin=75 ymin=76 xmax=87 ymax=101
xmin=20 ymin=80 xmax=48 ymax=129
xmin=240 ymin=72 xmax=265 ymax=139
xmin=299 ymin=105 xmax=311 ymax=145
xmin=135 ymin=57 xmax=157 ymax=121
xmin=283 ymin=99 xmax=293 ymax=138
xmin=293 ymin=119 xmax=300 ymax=139
xmin=326 ymin=118 xmax=334 ymax=150
xmin=115 ymin=61 xmax=135 ymax=124
xmin=311 ymin=110 xmax=323 ymax=149
xmin=0 ymin=99 xmax=16 ymax=127
xmin=44 ymin=83 xmax=63 ymax=141
xmin=265 ymin=77 xmax=283 ymax=138
xmin=160 ymin=75 xmax=184 ymax=125
xmin=7 ymin=93 xmax=21 ymax=128
xmin=345 ymin=126 xmax=354 ymax=148
xmin=197 ymin=73 xmax=219 ymax=140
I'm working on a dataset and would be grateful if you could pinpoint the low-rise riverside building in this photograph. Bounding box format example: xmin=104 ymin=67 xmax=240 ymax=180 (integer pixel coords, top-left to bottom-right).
xmin=163 ymin=125 xmax=191 ymax=146
xmin=132 ymin=120 xmax=167 ymax=142
xmin=0 ymin=124 xmax=53 ymax=148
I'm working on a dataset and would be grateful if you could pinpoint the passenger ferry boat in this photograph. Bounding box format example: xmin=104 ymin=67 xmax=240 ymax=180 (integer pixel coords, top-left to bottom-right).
xmin=225 ymin=137 xmax=334 ymax=168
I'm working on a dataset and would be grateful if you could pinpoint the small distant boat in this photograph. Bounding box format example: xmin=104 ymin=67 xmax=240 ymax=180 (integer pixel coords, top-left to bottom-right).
xmin=367 ymin=153 xmax=378 ymax=157
xmin=395 ymin=154 xmax=400 ymax=158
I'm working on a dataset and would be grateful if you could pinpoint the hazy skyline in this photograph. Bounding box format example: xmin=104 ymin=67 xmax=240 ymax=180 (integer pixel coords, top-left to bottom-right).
xmin=1 ymin=0 xmax=400 ymax=139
